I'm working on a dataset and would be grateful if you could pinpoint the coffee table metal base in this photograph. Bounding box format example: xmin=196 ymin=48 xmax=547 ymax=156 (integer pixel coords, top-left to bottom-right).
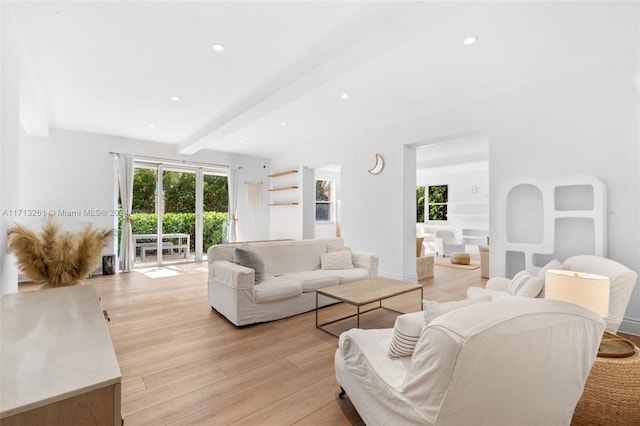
xmin=315 ymin=278 xmax=423 ymax=337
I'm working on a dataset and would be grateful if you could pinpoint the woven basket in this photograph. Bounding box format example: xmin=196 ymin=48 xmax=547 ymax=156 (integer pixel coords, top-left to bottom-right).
xmin=572 ymin=345 xmax=640 ymax=426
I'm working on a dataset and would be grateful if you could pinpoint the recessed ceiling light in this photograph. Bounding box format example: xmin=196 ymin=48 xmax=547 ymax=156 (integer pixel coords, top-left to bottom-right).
xmin=463 ymin=36 xmax=478 ymax=45
xmin=169 ymin=96 xmax=180 ymax=101
xmin=212 ymin=43 xmax=225 ymax=52
xmin=240 ymin=139 xmax=246 ymax=144
xmin=341 ymin=93 xmax=350 ymax=100
xmin=280 ymin=122 xmax=287 ymax=127
xmin=147 ymin=124 xmax=156 ymax=128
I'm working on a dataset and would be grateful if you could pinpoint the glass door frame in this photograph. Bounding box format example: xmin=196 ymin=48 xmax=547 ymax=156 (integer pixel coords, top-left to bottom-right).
xmin=130 ymin=158 xmax=227 ymax=267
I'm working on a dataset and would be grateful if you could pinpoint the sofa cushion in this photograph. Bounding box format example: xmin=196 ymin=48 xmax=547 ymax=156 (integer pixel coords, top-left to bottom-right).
xmin=234 ymin=245 xmax=265 ymax=284
xmin=327 ymin=242 xmax=348 ymax=252
xmin=537 ymin=259 xmax=563 ymax=280
xmin=280 ymin=269 xmax=369 ymax=292
xmin=536 ymin=259 xmax=562 ymax=297
xmin=321 ymin=250 xmax=354 ymax=270
xmin=253 ymin=276 xmax=302 ymax=303
xmin=285 ymin=268 xmax=369 ymax=286
xmin=278 ymin=271 xmax=340 ymax=292
xmin=423 ymin=296 xmax=491 ymax=323
xmin=251 ymin=239 xmax=341 ymax=276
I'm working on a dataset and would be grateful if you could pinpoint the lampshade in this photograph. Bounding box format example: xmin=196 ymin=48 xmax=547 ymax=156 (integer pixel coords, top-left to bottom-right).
xmin=545 ymin=269 xmax=610 ymax=317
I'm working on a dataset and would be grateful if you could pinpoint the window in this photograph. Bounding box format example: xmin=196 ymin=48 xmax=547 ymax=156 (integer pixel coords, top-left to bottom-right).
xmin=428 ymin=185 xmax=448 ymax=221
xmin=315 ymin=179 xmax=334 ymax=221
xmin=416 ymin=186 xmax=425 ymax=222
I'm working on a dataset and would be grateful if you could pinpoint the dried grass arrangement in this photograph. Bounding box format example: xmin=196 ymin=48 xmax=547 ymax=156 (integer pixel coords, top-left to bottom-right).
xmin=7 ymin=217 xmax=114 ymax=288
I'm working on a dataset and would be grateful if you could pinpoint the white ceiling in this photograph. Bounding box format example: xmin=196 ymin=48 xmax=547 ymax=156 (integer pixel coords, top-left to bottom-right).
xmin=11 ymin=1 xmax=628 ymax=159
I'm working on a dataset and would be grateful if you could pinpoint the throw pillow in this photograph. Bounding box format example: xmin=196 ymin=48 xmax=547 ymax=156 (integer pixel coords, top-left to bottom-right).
xmin=423 ymin=296 xmax=492 ymax=323
xmin=388 ymin=311 xmax=425 ymax=358
xmin=234 ymin=245 xmax=265 ymax=284
xmin=320 ymin=250 xmax=353 ymax=270
xmin=536 ymin=259 xmax=563 ymax=296
xmin=508 ymin=270 xmax=544 ymax=297
xmin=537 ymin=259 xmax=563 ymax=280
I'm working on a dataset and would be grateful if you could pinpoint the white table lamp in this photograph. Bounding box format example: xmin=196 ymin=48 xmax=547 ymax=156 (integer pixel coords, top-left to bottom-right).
xmin=545 ymin=269 xmax=610 ymax=317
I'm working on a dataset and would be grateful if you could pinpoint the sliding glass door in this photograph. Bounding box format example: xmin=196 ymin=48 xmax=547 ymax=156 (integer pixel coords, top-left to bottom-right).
xmin=125 ymin=159 xmax=228 ymax=267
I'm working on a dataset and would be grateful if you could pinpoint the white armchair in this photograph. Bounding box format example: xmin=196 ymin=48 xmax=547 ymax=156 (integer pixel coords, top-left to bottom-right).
xmin=434 ymin=230 xmax=464 ymax=257
xmin=335 ymin=298 xmax=605 ymax=426
xmin=467 ymin=255 xmax=638 ymax=333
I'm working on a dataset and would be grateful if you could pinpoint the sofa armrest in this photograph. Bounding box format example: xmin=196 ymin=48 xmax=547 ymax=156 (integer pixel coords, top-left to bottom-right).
xmin=352 ymin=251 xmax=379 ymax=278
xmin=486 ymin=277 xmax=511 ymax=292
xmin=212 ymin=260 xmax=255 ymax=290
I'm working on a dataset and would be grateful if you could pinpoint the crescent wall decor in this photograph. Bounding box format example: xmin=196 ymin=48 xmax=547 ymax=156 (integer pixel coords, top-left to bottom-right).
xmin=368 ymin=153 xmax=385 ymax=175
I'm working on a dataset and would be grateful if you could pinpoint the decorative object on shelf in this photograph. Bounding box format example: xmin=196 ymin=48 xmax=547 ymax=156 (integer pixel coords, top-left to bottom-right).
xmin=368 ymin=153 xmax=385 ymax=175
xmin=7 ymin=216 xmax=113 ymax=288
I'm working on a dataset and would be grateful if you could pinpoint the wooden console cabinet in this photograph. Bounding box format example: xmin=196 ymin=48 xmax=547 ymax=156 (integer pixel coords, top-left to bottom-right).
xmin=1 ymin=285 xmax=121 ymax=426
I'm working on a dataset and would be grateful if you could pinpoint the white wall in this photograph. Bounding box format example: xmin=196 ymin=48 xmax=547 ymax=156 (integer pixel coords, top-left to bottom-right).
xmin=273 ymin=3 xmax=640 ymax=331
xmin=339 ymin=142 xmax=417 ymax=280
xmin=1 ymin=3 xmax=21 ymax=296
xmin=18 ymin=128 xmax=271 ymax=259
xmin=486 ymin=63 xmax=640 ymax=333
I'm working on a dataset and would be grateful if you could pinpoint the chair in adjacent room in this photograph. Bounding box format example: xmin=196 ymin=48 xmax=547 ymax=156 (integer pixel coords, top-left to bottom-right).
xmin=434 ymin=230 xmax=464 ymax=257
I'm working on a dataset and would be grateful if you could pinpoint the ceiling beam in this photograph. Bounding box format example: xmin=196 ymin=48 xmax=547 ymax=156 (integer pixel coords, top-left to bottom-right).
xmin=177 ymin=1 xmax=469 ymax=156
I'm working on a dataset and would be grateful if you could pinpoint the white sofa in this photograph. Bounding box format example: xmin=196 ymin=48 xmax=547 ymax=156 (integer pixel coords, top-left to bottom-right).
xmin=335 ymin=297 xmax=605 ymax=426
xmin=467 ymin=255 xmax=638 ymax=333
xmin=207 ymin=238 xmax=378 ymax=326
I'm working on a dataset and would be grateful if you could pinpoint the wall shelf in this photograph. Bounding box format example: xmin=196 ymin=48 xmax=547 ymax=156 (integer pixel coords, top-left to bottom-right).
xmin=269 ymin=186 xmax=298 ymax=192
xmin=268 ymin=170 xmax=298 ymax=178
xmin=269 ymin=169 xmax=299 ymax=206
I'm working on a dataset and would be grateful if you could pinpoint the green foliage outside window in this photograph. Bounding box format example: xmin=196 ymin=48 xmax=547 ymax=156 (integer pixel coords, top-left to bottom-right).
xmin=132 ymin=169 xmax=229 ymax=214
xmin=428 ymin=185 xmax=448 ymax=221
xmin=416 ymin=186 xmax=425 ymax=222
xmin=316 ymin=179 xmax=333 ymax=221
xmin=117 ymin=211 xmax=228 ymax=252
xmin=124 ymin=167 xmax=230 ymax=253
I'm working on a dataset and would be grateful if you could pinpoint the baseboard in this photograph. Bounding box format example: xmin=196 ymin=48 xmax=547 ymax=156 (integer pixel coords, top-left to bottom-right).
xmin=20 ymin=267 xmax=105 ymax=283
xmin=618 ymin=317 xmax=640 ymax=336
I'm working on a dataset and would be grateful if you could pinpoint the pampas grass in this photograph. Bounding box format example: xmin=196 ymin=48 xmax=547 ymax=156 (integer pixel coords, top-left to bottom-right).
xmin=7 ymin=216 xmax=114 ymax=288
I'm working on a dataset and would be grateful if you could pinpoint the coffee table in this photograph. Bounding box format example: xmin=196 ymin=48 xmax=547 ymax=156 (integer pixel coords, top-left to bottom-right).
xmin=315 ymin=277 xmax=423 ymax=337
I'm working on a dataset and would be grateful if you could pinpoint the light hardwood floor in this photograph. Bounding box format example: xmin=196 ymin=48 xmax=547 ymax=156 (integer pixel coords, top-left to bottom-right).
xmin=54 ymin=263 xmax=482 ymax=425
xmin=19 ymin=264 xmax=639 ymax=425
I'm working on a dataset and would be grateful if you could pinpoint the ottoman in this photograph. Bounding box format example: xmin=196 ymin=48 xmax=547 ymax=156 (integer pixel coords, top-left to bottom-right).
xmin=450 ymin=252 xmax=470 ymax=265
